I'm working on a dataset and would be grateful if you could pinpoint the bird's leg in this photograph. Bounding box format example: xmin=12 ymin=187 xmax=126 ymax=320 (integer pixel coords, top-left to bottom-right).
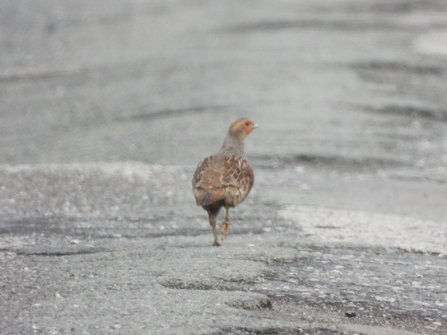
xmin=221 ymin=206 xmax=230 ymax=241
xmin=208 ymin=212 xmax=220 ymax=246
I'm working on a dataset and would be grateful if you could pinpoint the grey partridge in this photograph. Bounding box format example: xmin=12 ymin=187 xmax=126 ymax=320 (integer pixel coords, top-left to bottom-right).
xmin=192 ymin=118 xmax=258 ymax=246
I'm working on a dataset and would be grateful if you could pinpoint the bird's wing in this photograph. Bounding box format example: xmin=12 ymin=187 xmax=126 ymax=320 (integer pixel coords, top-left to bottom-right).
xmin=192 ymin=156 xmax=212 ymax=188
xmin=193 ymin=155 xmax=254 ymax=207
xmin=192 ymin=156 xmax=223 ymax=206
xmin=220 ymin=155 xmax=254 ymax=191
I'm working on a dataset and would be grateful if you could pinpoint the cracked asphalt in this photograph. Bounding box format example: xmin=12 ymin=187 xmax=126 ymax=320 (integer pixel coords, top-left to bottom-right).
xmin=1 ymin=1 xmax=447 ymax=334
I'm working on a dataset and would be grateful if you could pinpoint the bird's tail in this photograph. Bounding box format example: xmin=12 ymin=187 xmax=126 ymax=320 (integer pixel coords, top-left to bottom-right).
xmin=195 ymin=189 xmax=223 ymax=207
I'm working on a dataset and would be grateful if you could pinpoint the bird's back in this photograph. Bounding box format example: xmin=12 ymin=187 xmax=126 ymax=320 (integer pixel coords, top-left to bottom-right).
xmin=192 ymin=153 xmax=254 ymax=208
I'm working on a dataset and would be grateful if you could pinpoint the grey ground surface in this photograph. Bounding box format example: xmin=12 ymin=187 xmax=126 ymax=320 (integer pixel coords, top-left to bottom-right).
xmin=1 ymin=1 xmax=447 ymax=334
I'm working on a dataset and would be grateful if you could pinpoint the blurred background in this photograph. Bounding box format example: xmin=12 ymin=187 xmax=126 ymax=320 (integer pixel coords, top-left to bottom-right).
xmin=1 ymin=0 xmax=447 ymax=222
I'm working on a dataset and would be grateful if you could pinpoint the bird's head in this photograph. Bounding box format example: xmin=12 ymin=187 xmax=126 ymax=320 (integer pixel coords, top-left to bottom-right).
xmin=229 ymin=118 xmax=259 ymax=138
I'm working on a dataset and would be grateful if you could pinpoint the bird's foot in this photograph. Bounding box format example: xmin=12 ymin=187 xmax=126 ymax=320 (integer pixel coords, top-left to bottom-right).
xmin=212 ymin=240 xmax=221 ymax=247
xmin=221 ymin=220 xmax=230 ymax=241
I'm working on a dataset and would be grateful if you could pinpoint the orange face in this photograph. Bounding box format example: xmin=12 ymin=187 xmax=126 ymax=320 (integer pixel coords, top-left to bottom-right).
xmin=229 ymin=118 xmax=258 ymax=137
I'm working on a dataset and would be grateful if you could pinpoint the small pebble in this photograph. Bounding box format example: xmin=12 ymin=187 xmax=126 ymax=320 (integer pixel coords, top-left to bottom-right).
xmin=345 ymin=311 xmax=357 ymax=317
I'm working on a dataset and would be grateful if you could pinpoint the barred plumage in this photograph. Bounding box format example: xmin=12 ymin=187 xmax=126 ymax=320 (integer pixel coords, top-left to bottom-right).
xmin=192 ymin=118 xmax=258 ymax=246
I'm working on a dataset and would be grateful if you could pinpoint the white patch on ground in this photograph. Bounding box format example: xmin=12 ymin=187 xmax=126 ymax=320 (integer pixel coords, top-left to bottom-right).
xmin=414 ymin=30 xmax=447 ymax=56
xmin=396 ymin=11 xmax=447 ymax=55
xmin=279 ymin=205 xmax=447 ymax=255
xmin=0 ymin=162 xmax=191 ymax=181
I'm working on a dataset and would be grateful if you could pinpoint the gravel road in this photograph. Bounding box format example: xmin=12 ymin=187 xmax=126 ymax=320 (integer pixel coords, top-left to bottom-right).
xmin=1 ymin=1 xmax=447 ymax=334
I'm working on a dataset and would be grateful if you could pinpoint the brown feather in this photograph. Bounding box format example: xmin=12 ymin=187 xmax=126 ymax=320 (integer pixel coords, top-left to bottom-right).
xmin=192 ymin=118 xmax=257 ymax=245
xmin=193 ymin=154 xmax=254 ymax=208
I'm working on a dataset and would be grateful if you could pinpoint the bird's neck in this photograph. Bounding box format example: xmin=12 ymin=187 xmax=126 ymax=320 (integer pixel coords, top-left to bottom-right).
xmin=221 ymin=131 xmax=245 ymax=156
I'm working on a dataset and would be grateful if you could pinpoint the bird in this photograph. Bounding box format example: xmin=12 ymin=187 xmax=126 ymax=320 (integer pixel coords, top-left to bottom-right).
xmin=192 ymin=118 xmax=258 ymax=246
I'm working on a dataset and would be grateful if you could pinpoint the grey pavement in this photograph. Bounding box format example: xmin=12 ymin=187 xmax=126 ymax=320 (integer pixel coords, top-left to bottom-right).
xmin=1 ymin=1 xmax=447 ymax=334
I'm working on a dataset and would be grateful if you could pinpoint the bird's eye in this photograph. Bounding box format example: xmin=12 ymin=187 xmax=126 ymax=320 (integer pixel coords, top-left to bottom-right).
xmin=245 ymin=122 xmax=250 ymax=126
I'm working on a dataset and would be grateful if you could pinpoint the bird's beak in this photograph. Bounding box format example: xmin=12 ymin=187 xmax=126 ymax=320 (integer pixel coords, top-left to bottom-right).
xmin=253 ymin=124 xmax=259 ymax=129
